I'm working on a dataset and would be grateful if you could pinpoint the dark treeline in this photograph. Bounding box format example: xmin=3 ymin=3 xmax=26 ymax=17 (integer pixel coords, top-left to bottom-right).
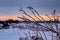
xmin=0 ymin=19 xmax=20 ymax=24
xmin=0 ymin=19 xmax=20 ymax=29
xmin=0 ymin=19 xmax=60 ymax=24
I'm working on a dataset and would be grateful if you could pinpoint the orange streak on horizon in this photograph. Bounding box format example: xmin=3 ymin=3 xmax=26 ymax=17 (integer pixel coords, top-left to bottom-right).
xmin=0 ymin=16 xmax=19 ymax=20
xmin=23 ymin=15 xmax=49 ymax=21
xmin=23 ymin=15 xmax=60 ymax=21
xmin=0 ymin=15 xmax=60 ymax=21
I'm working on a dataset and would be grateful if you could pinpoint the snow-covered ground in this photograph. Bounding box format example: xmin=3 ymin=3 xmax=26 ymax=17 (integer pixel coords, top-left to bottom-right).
xmin=0 ymin=28 xmax=56 ymax=40
xmin=0 ymin=23 xmax=59 ymax=40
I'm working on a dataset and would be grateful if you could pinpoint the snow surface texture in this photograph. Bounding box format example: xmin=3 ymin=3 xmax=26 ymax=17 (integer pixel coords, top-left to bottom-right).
xmin=0 ymin=28 xmax=55 ymax=40
xmin=0 ymin=23 xmax=59 ymax=40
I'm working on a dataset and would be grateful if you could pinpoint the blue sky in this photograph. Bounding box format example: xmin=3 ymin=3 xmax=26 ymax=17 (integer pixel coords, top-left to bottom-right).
xmin=0 ymin=0 xmax=60 ymax=17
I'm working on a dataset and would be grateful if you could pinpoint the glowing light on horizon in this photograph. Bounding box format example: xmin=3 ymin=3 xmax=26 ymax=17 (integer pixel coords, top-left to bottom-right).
xmin=0 ymin=16 xmax=19 ymax=20
xmin=0 ymin=15 xmax=60 ymax=21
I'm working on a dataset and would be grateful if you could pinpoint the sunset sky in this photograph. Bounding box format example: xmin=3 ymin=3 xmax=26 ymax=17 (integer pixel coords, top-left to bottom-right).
xmin=0 ymin=0 xmax=60 ymax=20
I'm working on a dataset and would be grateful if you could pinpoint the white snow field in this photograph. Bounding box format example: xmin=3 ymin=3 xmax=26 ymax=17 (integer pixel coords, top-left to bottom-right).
xmin=0 ymin=23 xmax=59 ymax=40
